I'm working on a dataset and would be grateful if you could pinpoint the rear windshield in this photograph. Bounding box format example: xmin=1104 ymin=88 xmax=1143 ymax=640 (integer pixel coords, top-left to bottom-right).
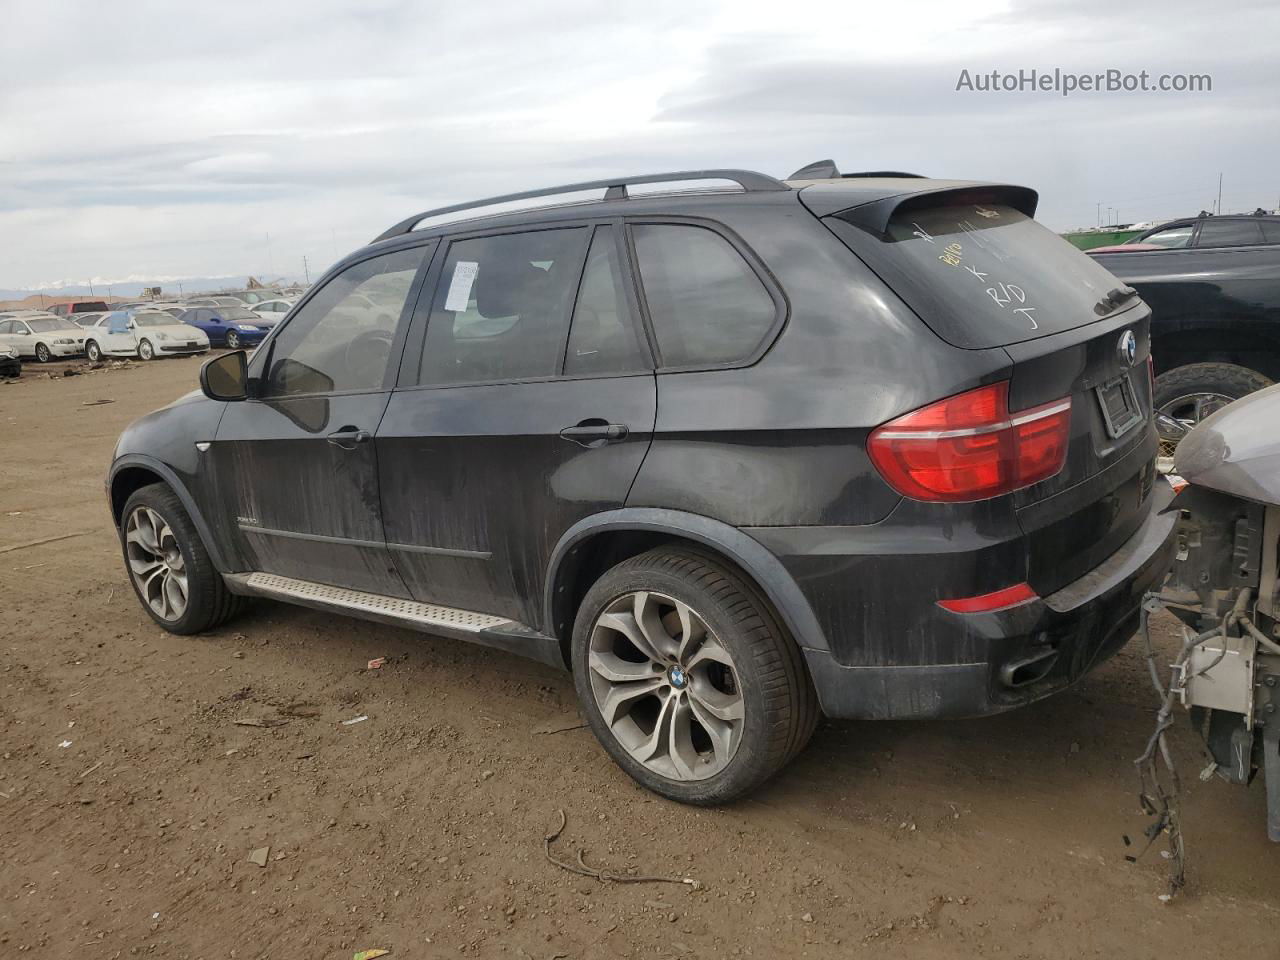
xmin=829 ymin=203 xmax=1122 ymax=349
xmin=71 ymin=301 xmax=108 ymax=312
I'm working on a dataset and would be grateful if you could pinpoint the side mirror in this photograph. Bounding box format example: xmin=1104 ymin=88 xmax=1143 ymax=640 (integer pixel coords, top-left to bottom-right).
xmin=200 ymin=350 xmax=249 ymax=402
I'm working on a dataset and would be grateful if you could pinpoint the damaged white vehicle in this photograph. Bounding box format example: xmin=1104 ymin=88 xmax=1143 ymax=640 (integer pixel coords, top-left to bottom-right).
xmin=82 ymin=310 xmax=210 ymax=362
xmin=1150 ymin=383 xmax=1280 ymax=847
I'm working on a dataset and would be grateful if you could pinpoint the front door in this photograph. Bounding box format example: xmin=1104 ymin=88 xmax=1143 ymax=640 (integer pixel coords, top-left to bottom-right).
xmin=100 ymin=313 xmax=138 ymax=355
xmin=211 ymin=243 xmax=434 ymax=596
xmin=378 ymin=223 xmax=657 ymax=626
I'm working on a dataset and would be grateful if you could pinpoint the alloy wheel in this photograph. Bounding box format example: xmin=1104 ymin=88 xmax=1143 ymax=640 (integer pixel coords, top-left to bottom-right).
xmin=1156 ymin=391 xmax=1233 ymax=471
xmin=138 ymin=339 xmax=153 ymax=360
xmin=587 ymin=591 xmax=744 ymax=781
xmin=125 ymin=505 xmax=188 ymax=621
xmin=226 ymin=331 xmax=241 ymax=349
xmin=86 ymin=341 xmax=100 ymax=362
xmin=35 ymin=343 xmax=51 ymax=362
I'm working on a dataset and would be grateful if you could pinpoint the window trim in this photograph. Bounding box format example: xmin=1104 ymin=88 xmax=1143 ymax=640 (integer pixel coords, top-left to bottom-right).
xmin=395 ymin=220 xmax=630 ymax=391
xmin=247 ymin=238 xmax=438 ymax=401
xmin=622 ymin=215 xmax=789 ymax=374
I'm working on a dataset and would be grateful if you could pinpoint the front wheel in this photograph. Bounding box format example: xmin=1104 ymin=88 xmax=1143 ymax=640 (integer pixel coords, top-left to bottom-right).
xmin=120 ymin=483 xmax=243 ymax=634
xmin=137 ymin=339 xmax=154 ymax=361
xmin=34 ymin=342 xmax=51 ymax=363
xmin=1154 ymin=362 xmax=1273 ymax=469
xmin=573 ymin=546 xmax=818 ymax=805
xmin=225 ymin=330 xmax=241 ymax=349
xmin=86 ymin=340 xmax=102 ymax=362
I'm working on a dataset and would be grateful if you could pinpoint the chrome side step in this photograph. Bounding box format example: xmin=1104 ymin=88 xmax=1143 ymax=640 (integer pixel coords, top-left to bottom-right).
xmin=222 ymin=572 xmax=564 ymax=668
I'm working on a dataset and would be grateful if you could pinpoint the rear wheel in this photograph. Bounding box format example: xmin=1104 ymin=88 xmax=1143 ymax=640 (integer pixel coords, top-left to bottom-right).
xmin=120 ymin=483 xmax=243 ymax=634
xmin=138 ymin=339 xmax=154 ymax=361
xmin=34 ymin=343 xmax=51 ymax=363
xmin=86 ymin=340 xmax=102 ymax=362
xmin=1154 ymin=362 xmax=1272 ymax=469
xmin=573 ymin=546 xmax=818 ymax=805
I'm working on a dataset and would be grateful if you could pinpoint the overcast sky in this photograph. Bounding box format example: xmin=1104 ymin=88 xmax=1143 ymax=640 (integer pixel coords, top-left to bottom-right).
xmin=1 ymin=0 xmax=1275 ymax=291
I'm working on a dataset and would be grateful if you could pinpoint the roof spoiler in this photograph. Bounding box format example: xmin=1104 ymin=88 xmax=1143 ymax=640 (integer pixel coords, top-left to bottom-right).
xmin=788 ymin=159 xmax=926 ymax=180
xmin=837 ymin=184 xmax=1040 ymax=235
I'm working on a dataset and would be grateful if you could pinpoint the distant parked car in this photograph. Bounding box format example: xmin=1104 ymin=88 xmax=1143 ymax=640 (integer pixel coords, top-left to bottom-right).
xmin=0 ymin=344 xmax=20 ymax=378
xmin=227 ymin=290 xmax=285 ymax=305
xmin=1090 ymin=213 xmax=1280 ymax=464
xmin=49 ymin=300 xmax=109 ymax=317
xmin=179 ymin=306 xmax=274 ymax=349
xmin=81 ymin=310 xmax=210 ymax=361
xmin=184 ymin=296 xmax=245 ymax=309
xmin=248 ymin=298 xmax=294 ymax=322
xmin=0 ymin=314 xmax=87 ymax=361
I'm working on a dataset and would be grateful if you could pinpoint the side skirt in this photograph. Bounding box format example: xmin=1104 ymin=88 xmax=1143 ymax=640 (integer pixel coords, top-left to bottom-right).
xmin=223 ymin=572 xmax=565 ymax=670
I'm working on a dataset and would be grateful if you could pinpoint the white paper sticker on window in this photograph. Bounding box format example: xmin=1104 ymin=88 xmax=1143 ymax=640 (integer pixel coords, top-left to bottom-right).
xmin=444 ymin=261 xmax=479 ymax=312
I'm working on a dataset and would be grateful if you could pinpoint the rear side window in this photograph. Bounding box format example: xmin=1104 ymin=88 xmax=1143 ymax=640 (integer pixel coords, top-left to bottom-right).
xmin=1196 ymin=218 xmax=1264 ymax=248
xmin=1139 ymin=225 xmax=1193 ymax=249
xmin=829 ymin=204 xmax=1123 ymax=349
xmin=631 ymin=224 xmax=776 ymax=367
xmin=564 ymin=226 xmax=649 ymax=376
xmin=419 ymin=227 xmax=587 ymax=385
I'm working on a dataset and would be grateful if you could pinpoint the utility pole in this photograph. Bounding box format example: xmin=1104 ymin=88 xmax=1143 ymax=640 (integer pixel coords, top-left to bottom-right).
xmin=1096 ymin=202 xmax=1101 ymax=228
xmin=1217 ymin=173 xmax=1223 ymax=215
xmin=303 ymin=256 xmax=310 ymax=285
xmin=89 ymin=280 xmax=95 ymax=296
xmin=266 ymin=232 xmax=275 ymax=276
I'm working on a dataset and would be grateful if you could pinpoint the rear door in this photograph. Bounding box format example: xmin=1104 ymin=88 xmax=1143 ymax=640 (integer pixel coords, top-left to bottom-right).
xmin=210 ymin=244 xmax=434 ymax=596
xmin=377 ymin=221 xmax=657 ymax=626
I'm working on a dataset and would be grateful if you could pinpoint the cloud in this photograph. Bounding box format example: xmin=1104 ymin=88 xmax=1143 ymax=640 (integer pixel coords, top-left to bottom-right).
xmin=0 ymin=0 xmax=1275 ymax=287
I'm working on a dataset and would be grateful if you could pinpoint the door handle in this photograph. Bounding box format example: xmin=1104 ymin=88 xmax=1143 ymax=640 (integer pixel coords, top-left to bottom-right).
xmin=559 ymin=419 xmax=629 ymax=447
xmin=327 ymin=427 xmax=372 ymax=449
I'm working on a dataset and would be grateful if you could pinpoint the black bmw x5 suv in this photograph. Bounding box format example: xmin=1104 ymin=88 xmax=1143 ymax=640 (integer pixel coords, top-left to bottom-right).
xmin=109 ymin=161 xmax=1177 ymax=803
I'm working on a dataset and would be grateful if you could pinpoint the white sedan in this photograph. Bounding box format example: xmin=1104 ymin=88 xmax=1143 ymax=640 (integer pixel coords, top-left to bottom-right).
xmin=81 ymin=310 xmax=210 ymax=362
xmin=0 ymin=314 xmax=87 ymax=362
xmin=249 ymin=298 xmax=295 ymax=322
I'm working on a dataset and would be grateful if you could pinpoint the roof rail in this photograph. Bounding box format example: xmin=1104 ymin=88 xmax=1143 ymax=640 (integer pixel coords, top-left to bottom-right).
xmin=371 ymin=169 xmax=788 ymax=243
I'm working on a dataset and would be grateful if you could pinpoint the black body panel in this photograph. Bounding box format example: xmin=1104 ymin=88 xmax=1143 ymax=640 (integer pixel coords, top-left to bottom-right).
xmin=1091 ymin=242 xmax=1280 ymax=376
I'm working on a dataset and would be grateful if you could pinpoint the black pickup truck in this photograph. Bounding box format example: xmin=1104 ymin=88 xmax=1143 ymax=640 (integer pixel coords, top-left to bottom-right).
xmin=1090 ymin=214 xmax=1280 ymax=460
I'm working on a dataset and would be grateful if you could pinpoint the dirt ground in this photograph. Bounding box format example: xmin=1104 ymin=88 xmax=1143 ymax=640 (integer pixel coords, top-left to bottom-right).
xmin=2 ymin=356 xmax=1277 ymax=959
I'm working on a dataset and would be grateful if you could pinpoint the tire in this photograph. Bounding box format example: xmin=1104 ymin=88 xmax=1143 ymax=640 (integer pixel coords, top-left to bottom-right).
xmin=34 ymin=342 xmax=51 ymax=363
xmin=138 ymin=339 xmax=154 ymax=361
xmin=225 ymin=330 xmax=241 ymax=350
xmin=86 ymin=340 xmax=101 ymax=362
xmin=572 ymin=546 xmax=818 ymax=805
xmin=1154 ymin=362 xmax=1272 ymax=465
xmin=119 ymin=483 xmax=244 ymax=635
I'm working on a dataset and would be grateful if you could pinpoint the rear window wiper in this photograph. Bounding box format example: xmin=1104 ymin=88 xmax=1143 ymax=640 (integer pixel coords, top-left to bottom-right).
xmin=1094 ymin=285 xmax=1140 ymax=316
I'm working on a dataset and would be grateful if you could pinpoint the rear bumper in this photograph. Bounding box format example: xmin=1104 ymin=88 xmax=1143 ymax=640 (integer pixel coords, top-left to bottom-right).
xmin=783 ymin=480 xmax=1178 ymax=719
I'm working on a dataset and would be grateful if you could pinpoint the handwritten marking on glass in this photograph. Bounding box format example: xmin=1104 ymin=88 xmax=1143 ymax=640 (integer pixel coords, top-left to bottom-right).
xmin=938 ymin=242 xmax=963 ymax=267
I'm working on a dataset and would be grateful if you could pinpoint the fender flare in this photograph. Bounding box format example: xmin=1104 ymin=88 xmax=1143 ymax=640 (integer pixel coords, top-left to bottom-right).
xmin=108 ymin=454 xmax=231 ymax=572
xmin=543 ymin=508 xmax=831 ymax=653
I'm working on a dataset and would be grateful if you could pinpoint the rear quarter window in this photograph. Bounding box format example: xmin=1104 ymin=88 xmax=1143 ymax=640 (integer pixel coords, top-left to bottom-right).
xmin=631 ymin=223 xmax=778 ymax=367
xmin=828 ymin=204 xmax=1122 ymax=349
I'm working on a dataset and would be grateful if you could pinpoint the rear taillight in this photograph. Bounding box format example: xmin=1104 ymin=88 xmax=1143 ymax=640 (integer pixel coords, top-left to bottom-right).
xmin=867 ymin=382 xmax=1071 ymax=502
xmin=937 ymin=582 xmax=1037 ymax=613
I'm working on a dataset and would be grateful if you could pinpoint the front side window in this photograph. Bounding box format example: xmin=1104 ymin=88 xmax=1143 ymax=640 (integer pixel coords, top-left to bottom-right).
xmin=262 ymin=247 xmax=425 ymax=398
xmin=1140 ymin=225 xmax=1194 ymax=249
xmin=1196 ymin=218 xmax=1264 ymax=248
xmin=631 ymin=224 xmax=776 ymax=367
xmin=564 ymin=226 xmax=649 ymax=376
xmin=418 ymin=227 xmax=587 ymax=385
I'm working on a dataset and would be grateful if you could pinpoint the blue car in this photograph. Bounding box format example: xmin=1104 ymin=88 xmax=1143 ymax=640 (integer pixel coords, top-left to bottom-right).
xmin=179 ymin=306 xmax=275 ymax=349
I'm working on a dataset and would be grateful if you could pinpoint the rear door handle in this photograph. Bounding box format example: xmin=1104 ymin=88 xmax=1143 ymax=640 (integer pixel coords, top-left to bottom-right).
xmin=559 ymin=419 xmax=629 ymax=447
xmin=327 ymin=427 xmax=372 ymax=449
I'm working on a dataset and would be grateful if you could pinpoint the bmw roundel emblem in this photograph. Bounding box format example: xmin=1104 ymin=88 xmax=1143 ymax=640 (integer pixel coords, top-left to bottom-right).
xmin=1117 ymin=330 xmax=1137 ymax=368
